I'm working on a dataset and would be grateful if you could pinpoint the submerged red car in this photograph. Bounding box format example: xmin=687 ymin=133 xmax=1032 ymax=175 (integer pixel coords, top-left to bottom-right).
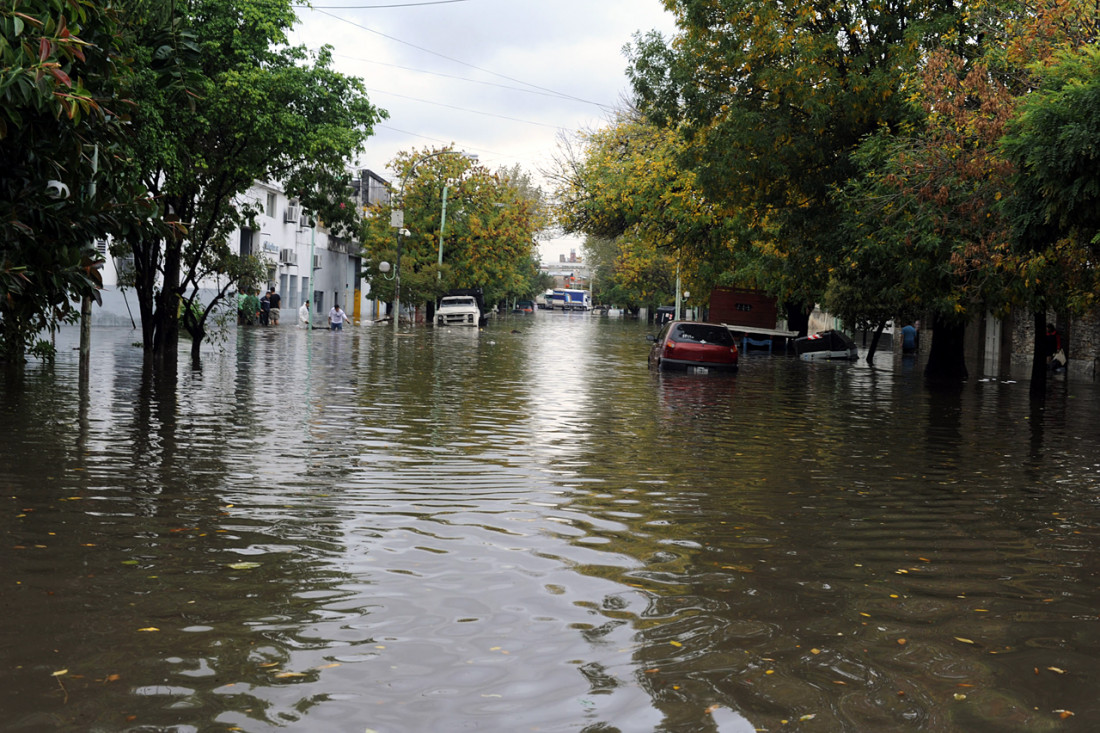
xmin=648 ymin=321 xmax=739 ymax=373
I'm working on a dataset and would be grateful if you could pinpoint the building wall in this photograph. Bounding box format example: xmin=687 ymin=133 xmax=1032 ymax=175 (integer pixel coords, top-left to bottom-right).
xmin=93 ymin=178 xmax=382 ymax=327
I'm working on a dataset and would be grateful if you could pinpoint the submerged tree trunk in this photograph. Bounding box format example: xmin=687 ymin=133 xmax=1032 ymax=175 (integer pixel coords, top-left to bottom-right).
xmin=865 ymin=321 xmax=886 ymax=364
xmin=925 ymin=314 xmax=968 ymax=383
xmin=786 ymin=302 xmax=811 ymax=337
xmin=1029 ymin=310 xmax=1047 ymax=395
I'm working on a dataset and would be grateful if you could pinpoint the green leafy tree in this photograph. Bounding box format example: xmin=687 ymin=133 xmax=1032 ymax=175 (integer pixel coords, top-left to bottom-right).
xmin=118 ymin=0 xmax=385 ymax=366
xmin=626 ymin=1 xmax=970 ymax=323
xmin=0 ymin=0 xmax=140 ymax=360
xmin=360 ymin=148 xmax=547 ymax=313
xmin=831 ymin=49 xmax=1019 ymax=377
xmin=1002 ymin=44 xmax=1100 ymax=386
xmin=552 ymin=113 xmax=735 ymax=314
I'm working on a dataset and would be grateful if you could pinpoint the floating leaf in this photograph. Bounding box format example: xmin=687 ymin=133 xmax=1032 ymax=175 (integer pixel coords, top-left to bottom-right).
xmin=51 ymin=669 xmax=68 ymax=677
xmin=137 ymin=627 xmax=159 ymax=632
xmin=1054 ymin=709 xmax=1074 ymax=718
xmin=227 ymin=562 xmax=261 ymax=570
xmin=799 ymin=714 xmax=816 ymax=721
xmin=705 ymin=704 xmax=721 ymax=714
xmin=810 ymin=648 xmax=822 ymax=655
xmin=954 ymin=693 xmax=967 ymax=701
xmin=669 ymin=641 xmax=683 ymax=647
xmin=274 ymin=672 xmax=306 ymax=678
xmin=954 ymin=637 xmax=975 ymax=644
xmin=897 ymin=638 xmax=907 ymax=645
xmin=1047 ymin=667 xmax=1066 ymax=674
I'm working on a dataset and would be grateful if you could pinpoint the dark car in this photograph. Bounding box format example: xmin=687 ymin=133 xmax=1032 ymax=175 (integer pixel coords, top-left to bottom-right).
xmin=648 ymin=321 xmax=739 ymax=373
xmin=512 ymin=300 xmax=535 ymax=314
xmin=655 ymin=305 xmax=676 ymax=326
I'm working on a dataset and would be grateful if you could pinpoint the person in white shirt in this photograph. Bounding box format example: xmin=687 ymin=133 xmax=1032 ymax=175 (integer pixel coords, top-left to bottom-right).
xmin=328 ymin=304 xmax=349 ymax=331
xmin=298 ymin=300 xmax=311 ymax=328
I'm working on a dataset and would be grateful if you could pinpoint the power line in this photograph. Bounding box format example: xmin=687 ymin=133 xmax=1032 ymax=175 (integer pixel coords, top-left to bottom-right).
xmin=366 ymin=87 xmax=568 ymax=130
xmin=309 ymin=8 xmax=612 ymax=110
xmin=376 ymin=124 xmax=513 ymax=159
xmin=294 ymin=0 xmax=471 ymax=8
xmin=335 ymin=53 xmax=601 ymax=106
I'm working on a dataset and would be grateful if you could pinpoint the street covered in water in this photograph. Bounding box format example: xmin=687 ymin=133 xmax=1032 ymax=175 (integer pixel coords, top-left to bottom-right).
xmin=2 ymin=313 xmax=1099 ymax=732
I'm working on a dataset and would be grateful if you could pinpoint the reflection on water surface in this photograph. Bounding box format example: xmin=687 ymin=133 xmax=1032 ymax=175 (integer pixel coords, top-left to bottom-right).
xmin=1 ymin=317 xmax=1098 ymax=732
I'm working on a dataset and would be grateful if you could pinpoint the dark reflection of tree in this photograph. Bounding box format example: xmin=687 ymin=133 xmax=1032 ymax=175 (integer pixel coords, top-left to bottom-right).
xmin=923 ymin=381 xmax=964 ymax=473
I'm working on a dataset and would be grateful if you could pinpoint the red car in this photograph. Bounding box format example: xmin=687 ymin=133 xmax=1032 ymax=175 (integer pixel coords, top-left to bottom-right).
xmin=648 ymin=321 xmax=739 ymax=373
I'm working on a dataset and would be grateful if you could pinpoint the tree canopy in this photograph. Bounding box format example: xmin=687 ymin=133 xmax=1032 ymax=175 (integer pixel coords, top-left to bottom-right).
xmin=0 ymin=0 xmax=138 ymax=360
xmin=360 ymin=148 xmax=548 ymax=310
xmin=118 ymin=0 xmax=385 ymax=365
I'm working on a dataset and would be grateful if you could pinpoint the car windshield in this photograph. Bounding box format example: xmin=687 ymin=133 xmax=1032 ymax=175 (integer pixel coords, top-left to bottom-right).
xmin=443 ymin=298 xmax=475 ymax=306
xmin=672 ymin=324 xmax=733 ymax=345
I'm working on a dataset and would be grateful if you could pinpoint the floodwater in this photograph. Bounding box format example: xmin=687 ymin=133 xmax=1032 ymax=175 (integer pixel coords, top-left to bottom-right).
xmin=1 ymin=314 xmax=1098 ymax=733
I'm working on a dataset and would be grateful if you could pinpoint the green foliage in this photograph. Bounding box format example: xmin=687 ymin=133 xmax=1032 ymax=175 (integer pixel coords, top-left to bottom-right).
xmin=1001 ymin=44 xmax=1100 ymax=316
xmin=553 ymin=113 xmax=736 ymax=310
xmin=627 ymin=1 xmax=972 ymax=308
xmin=0 ymin=0 xmax=130 ymax=360
xmin=115 ymin=0 xmax=386 ymax=360
xmin=360 ymin=148 xmax=547 ymax=309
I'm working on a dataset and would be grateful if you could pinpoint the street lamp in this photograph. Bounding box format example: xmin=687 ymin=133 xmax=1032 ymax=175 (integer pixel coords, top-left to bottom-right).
xmin=437 ymin=155 xmax=478 ymax=279
xmin=390 ymin=151 xmax=478 ymax=335
xmin=384 ymin=228 xmax=409 ymax=330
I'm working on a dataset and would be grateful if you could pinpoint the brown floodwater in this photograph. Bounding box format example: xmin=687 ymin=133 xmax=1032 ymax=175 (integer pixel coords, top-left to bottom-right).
xmin=1 ymin=315 xmax=1098 ymax=732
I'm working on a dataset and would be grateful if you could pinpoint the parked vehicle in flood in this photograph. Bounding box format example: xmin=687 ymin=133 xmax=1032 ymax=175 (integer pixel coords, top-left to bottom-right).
xmin=436 ymin=295 xmax=481 ymax=327
xmin=551 ymin=288 xmax=590 ymax=311
xmin=794 ymin=330 xmax=858 ymax=361
xmin=648 ymin=321 xmax=740 ymax=373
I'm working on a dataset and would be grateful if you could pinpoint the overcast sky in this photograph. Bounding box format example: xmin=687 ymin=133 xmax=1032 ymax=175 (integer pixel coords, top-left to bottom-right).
xmin=290 ymin=0 xmax=678 ymax=260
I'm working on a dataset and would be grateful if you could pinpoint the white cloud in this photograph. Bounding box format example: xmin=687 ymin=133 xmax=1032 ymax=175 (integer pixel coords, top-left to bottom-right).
xmin=290 ymin=0 xmax=678 ymax=260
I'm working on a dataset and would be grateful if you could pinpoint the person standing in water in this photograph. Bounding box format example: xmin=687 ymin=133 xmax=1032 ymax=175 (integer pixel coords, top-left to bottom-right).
xmin=328 ymin=303 xmax=349 ymax=331
xmin=268 ymin=287 xmax=281 ymax=325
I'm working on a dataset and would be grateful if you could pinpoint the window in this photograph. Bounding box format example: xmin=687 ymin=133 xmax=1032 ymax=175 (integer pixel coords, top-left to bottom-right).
xmin=95 ymin=238 xmax=108 ymax=256
xmin=239 ymin=229 xmax=254 ymax=257
xmin=672 ymin=324 xmax=734 ymax=345
xmin=266 ymin=192 xmax=277 ymax=216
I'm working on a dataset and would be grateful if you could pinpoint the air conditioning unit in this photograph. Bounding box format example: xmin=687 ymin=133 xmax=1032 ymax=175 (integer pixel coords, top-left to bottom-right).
xmin=278 ymin=248 xmax=297 ymax=266
xmin=284 ymin=201 xmax=301 ymax=224
xmin=312 ymin=254 xmax=322 ymax=270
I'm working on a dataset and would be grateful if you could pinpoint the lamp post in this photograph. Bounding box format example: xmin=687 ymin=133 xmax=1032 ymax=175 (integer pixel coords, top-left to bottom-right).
xmin=391 ymin=151 xmax=477 ymax=332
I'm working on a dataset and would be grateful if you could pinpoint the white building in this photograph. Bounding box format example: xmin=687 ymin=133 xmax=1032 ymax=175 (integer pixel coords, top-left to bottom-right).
xmin=92 ymin=170 xmax=390 ymax=327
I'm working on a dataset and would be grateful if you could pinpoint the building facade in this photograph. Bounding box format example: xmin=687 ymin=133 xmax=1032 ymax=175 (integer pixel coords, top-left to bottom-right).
xmin=92 ymin=170 xmax=389 ymax=327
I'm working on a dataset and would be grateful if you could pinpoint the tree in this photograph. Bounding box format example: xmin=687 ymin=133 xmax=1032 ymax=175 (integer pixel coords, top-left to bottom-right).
xmin=626 ymin=1 xmax=969 ymax=323
xmin=1002 ymin=44 xmax=1100 ymax=387
xmin=551 ymin=113 xmax=736 ymax=314
xmin=831 ymin=49 xmax=1020 ymax=378
xmin=0 ymin=0 xmax=140 ymax=361
xmin=118 ymin=0 xmax=385 ymax=366
xmin=360 ymin=148 xmax=548 ymax=314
